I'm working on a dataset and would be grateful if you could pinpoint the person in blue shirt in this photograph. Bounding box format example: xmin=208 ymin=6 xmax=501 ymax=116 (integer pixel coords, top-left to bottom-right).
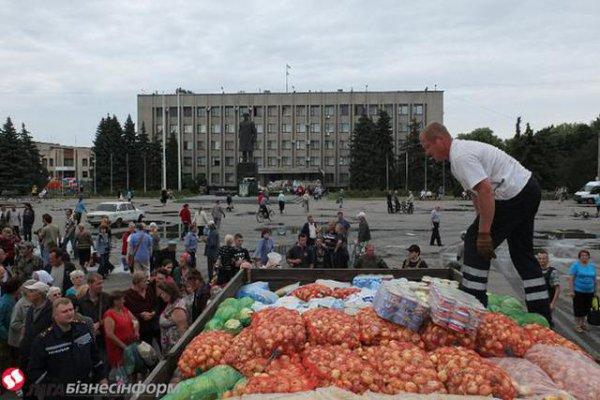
xmin=568 ymin=249 xmax=598 ymax=332
xmin=252 ymin=228 xmax=274 ymax=266
xmin=128 ymin=224 xmax=153 ymax=275
xmin=73 ymin=196 xmax=87 ymax=225
xmin=595 ymin=196 xmax=600 ymax=217
xmin=0 ymin=277 xmax=20 ymax=372
xmin=184 ymin=225 xmax=199 ymax=269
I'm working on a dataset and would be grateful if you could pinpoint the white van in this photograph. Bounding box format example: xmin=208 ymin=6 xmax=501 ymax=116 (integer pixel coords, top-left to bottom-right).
xmin=574 ymin=181 xmax=600 ymax=204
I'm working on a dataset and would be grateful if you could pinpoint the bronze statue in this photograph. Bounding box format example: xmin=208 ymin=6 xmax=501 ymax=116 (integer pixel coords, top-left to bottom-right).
xmin=239 ymin=113 xmax=257 ymax=163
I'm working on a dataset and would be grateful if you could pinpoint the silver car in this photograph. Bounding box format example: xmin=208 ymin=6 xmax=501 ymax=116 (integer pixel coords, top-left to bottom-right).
xmin=86 ymin=201 xmax=145 ymax=228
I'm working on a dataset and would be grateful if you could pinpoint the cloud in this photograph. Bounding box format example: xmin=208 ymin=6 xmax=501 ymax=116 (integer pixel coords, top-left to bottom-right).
xmin=0 ymin=0 xmax=599 ymax=144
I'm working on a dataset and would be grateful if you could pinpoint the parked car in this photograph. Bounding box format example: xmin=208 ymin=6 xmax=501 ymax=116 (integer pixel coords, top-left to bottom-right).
xmin=86 ymin=201 xmax=144 ymax=228
xmin=574 ymin=180 xmax=600 ymax=204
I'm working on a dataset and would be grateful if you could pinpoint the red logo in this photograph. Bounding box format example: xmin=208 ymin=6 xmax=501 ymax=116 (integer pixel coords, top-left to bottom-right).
xmin=2 ymin=368 xmax=25 ymax=391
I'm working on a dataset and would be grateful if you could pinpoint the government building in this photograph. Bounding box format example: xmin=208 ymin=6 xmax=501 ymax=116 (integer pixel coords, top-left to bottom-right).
xmin=137 ymin=90 xmax=443 ymax=188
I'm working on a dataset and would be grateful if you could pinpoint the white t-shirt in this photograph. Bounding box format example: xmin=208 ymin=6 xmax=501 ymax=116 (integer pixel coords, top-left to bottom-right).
xmin=449 ymin=139 xmax=531 ymax=200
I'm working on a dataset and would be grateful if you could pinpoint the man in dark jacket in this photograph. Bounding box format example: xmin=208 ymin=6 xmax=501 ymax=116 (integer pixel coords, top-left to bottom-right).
xmin=186 ymin=270 xmax=211 ymax=321
xmin=27 ymin=298 xmax=107 ymax=400
xmin=300 ymin=215 xmax=319 ymax=247
xmin=19 ymin=282 xmax=53 ymax=376
xmin=45 ymin=247 xmax=76 ymax=293
xmin=77 ymin=273 xmax=109 ymax=359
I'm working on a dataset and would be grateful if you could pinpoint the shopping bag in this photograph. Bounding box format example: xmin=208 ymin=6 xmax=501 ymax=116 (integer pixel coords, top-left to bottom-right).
xmin=587 ymin=296 xmax=600 ymax=326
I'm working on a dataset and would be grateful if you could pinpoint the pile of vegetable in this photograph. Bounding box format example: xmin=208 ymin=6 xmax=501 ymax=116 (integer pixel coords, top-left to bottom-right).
xmin=168 ymin=276 xmax=593 ymax=400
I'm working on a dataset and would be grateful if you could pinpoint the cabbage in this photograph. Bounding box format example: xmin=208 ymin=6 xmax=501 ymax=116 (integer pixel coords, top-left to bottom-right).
xmin=500 ymin=297 xmax=525 ymax=313
xmin=223 ymin=319 xmax=243 ymax=335
xmin=518 ymin=312 xmax=550 ymax=327
xmin=487 ymin=293 xmax=509 ymax=307
xmin=487 ymin=304 xmax=502 ymax=313
xmin=203 ymin=318 xmax=224 ymax=331
xmin=238 ymin=296 xmax=255 ymax=308
xmin=215 ymin=305 xmax=239 ymax=321
xmin=237 ymin=308 xmax=254 ymax=326
xmin=221 ymin=298 xmax=240 ymax=308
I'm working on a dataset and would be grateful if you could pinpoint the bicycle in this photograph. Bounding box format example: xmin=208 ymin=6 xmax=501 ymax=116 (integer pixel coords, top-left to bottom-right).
xmin=256 ymin=207 xmax=275 ymax=223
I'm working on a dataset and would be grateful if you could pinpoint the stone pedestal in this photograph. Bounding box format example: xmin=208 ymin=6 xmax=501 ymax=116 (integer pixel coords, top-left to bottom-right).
xmin=237 ymin=162 xmax=258 ymax=181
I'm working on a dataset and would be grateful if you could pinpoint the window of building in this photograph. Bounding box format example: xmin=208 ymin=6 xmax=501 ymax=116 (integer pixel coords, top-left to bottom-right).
xmin=42 ymin=158 xmax=48 ymax=167
xmin=399 ymin=121 xmax=409 ymax=132
xmin=197 ymin=156 xmax=206 ymax=166
xmin=325 ymin=123 xmax=335 ymax=135
xmin=369 ymin=105 xmax=378 ymax=115
xmin=325 ymin=105 xmax=335 ymax=116
xmin=354 ymin=105 xmax=365 ymax=115
xmin=225 ymin=141 xmax=234 ymax=150
xmin=324 ymin=173 xmax=335 ymax=184
xmin=155 ymin=107 xmax=163 ymax=117
xmin=340 ymin=104 xmax=349 ymax=116
xmin=211 ymin=173 xmax=220 ymax=183
xmin=296 ymin=123 xmax=306 ymax=133
xmin=64 ymin=159 xmax=74 ymax=167
xmin=170 ymin=125 xmax=179 ymax=134
xmin=282 ymin=105 xmax=292 ymax=116
xmin=325 ymin=157 xmax=335 ymax=166
xmin=282 ymin=140 xmax=291 ymax=150
xmin=310 ymin=105 xmax=320 ymax=117
xmin=253 ymin=106 xmax=263 ymax=117
xmin=413 ymin=104 xmax=424 ymax=115
xmin=384 ymin=104 xmax=394 ymax=116
xmin=267 ymin=140 xmax=277 ymax=150
xmin=225 ymin=106 xmax=235 ymax=117
xmin=197 ymin=140 xmax=206 ymax=150
xmin=310 ymin=157 xmax=320 ymax=166
xmin=211 ymin=107 xmax=221 ymax=117
xmin=48 ymin=158 xmax=54 ymax=166
xmin=398 ymin=104 xmax=409 ymax=115
xmin=169 ymin=107 xmax=178 ymax=117
xmin=310 ymin=140 xmax=320 ymax=150
xmin=268 ymin=123 xmax=276 ymax=133
xmin=255 ymin=157 xmax=263 ymax=167
xmin=197 ymin=107 xmax=206 ymax=117
xmin=211 ymin=140 xmax=221 ymax=150
xmin=225 ymin=124 xmax=235 ymax=134
xmin=340 ymin=173 xmax=349 ymax=183
xmin=324 ymin=140 xmax=335 ymax=149
xmin=82 ymin=158 xmax=88 ymax=167
xmin=184 ymin=124 xmax=193 ymax=134
xmin=239 ymin=106 xmax=248 ymax=116
xmin=339 ymin=123 xmax=350 ymax=133
xmin=212 ymin=157 xmax=221 ymax=167
xmin=310 ymin=123 xmax=321 ymax=133
xmin=211 ymin=124 xmax=221 ymax=134
xmin=82 ymin=171 xmax=88 ymax=178
xmin=268 ymin=106 xmax=277 ymax=117
xmin=296 ymin=157 xmax=306 ymax=166
xmin=183 ymin=107 xmax=192 ymax=118
xmin=340 ymin=156 xmax=348 ymax=165
xmin=225 ymin=157 xmax=234 ymax=166
xmin=296 ymin=106 xmax=306 ymax=117
xmin=282 ymin=123 xmax=292 ymax=133
xmin=156 ymin=124 xmax=163 ymax=134
xmin=295 ymin=140 xmax=305 ymax=150
xmin=184 ymin=141 xmax=193 ymax=150
xmin=184 ymin=157 xmax=192 ymax=167
xmin=256 ymin=124 xmax=264 ymax=134
xmin=340 ymin=140 xmax=349 ymax=150
xmin=281 ymin=156 xmax=291 ymax=166
xmin=197 ymin=124 xmax=207 ymax=134
xmin=268 ymin=157 xmax=277 ymax=167
xmin=254 ymin=141 xmax=262 ymax=150
xmin=225 ymin=173 xmax=234 ymax=183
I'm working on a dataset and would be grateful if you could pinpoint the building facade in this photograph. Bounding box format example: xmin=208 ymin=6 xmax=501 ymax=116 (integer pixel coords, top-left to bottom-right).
xmin=137 ymin=90 xmax=443 ymax=187
xmin=35 ymin=142 xmax=93 ymax=182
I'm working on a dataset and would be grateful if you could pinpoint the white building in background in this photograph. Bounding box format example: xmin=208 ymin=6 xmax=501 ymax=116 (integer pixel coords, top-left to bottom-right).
xmin=35 ymin=141 xmax=93 ymax=182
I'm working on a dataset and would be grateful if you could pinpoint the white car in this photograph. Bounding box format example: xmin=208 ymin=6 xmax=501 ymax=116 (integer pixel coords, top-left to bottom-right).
xmin=86 ymin=201 xmax=145 ymax=227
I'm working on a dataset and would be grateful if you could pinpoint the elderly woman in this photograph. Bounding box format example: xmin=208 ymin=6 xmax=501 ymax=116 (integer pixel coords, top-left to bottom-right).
xmin=47 ymin=286 xmax=62 ymax=302
xmin=65 ymin=270 xmax=86 ymax=297
xmin=252 ymin=228 xmax=274 ymax=266
xmin=103 ymin=290 xmax=139 ymax=369
xmin=157 ymin=281 xmax=188 ymax=356
xmin=569 ymin=249 xmax=598 ymax=332
xmin=124 ymin=272 xmax=157 ymax=346
xmin=172 ymin=253 xmax=192 ymax=289
xmin=32 ymin=270 xmax=54 ymax=286
xmin=0 ymin=227 xmax=18 ymax=266
xmin=74 ymin=224 xmax=94 ymax=272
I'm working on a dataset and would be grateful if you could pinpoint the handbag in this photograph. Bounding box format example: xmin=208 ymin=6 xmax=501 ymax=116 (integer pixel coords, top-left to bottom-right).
xmin=587 ymin=296 xmax=600 ymax=326
xmin=128 ymin=236 xmax=143 ymax=268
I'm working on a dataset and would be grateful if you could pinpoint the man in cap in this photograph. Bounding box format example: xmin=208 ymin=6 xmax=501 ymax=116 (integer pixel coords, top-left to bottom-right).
xmin=28 ymin=297 xmax=107 ymax=399
xmin=19 ymin=281 xmax=53 ymax=373
xmin=401 ymin=245 xmax=429 ymax=269
xmin=13 ymin=241 xmax=43 ymax=282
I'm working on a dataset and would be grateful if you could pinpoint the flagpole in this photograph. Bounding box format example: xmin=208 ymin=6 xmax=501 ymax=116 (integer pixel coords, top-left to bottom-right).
xmin=285 ymin=65 xmax=288 ymax=93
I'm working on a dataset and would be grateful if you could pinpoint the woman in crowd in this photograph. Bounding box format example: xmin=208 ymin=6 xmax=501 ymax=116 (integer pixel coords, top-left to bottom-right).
xmin=74 ymin=224 xmax=94 ymax=272
xmin=32 ymin=270 xmax=54 ymax=286
xmin=313 ymin=237 xmax=327 ymax=269
xmin=252 ymin=228 xmax=274 ymax=266
xmin=0 ymin=278 xmax=20 ymax=371
xmin=172 ymin=253 xmax=192 ymax=289
xmin=157 ymin=281 xmax=188 ymax=355
xmin=0 ymin=227 xmax=18 ymax=266
xmin=212 ymin=234 xmax=237 ymax=286
xmin=124 ymin=272 xmax=158 ymax=346
xmin=192 ymin=206 xmax=210 ymax=237
xmin=47 ymin=287 xmax=62 ymax=302
xmin=149 ymin=223 xmax=161 ymax=272
xmin=103 ymin=290 xmax=139 ymax=370
xmin=65 ymin=270 xmax=86 ymax=297
xmin=96 ymin=224 xmax=111 ymax=278
xmin=569 ymin=249 xmax=598 ymax=332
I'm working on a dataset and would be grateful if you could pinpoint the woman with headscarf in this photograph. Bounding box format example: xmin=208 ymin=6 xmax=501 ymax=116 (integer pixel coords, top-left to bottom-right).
xmin=32 ymin=270 xmax=54 ymax=286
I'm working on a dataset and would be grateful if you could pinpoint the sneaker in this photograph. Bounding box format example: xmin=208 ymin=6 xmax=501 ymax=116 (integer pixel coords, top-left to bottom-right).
xmin=575 ymin=325 xmax=584 ymax=333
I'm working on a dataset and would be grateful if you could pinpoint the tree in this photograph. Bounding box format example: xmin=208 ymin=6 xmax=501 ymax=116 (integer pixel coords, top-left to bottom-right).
xmin=0 ymin=117 xmax=29 ymax=193
xmin=515 ymin=117 xmax=522 ymax=137
xmin=19 ymin=123 xmax=47 ymax=188
xmin=457 ymin=127 xmax=505 ymax=150
xmin=92 ymin=115 xmax=125 ymax=193
xmin=373 ymin=110 xmax=395 ymax=190
xmin=349 ymin=114 xmax=378 ymax=189
xmin=165 ymin=131 xmax=179 ymax=189
xmin=122 ymin=115 xmax=139 ymax=191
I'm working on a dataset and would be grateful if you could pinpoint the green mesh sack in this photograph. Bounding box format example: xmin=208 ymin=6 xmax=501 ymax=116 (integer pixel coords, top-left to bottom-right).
xmin=167 ymin=374 xmax=219 ymax=400
xmin=238 ymin=296 xmax=255 ymax=308
xmin=504 ymin=310 xmax=528 ymax=325
xmin=215 ymin=305 xmax=240 ymax=321
xmin=236 ymin=307 xmax=254 ymax=326
xmin=223 ymin=319 xmax=243 ymax=335
xmin=518 ymin=312 xmax=550 ymax=327
xmin=203 ymin=365 xmax=244 ymax=392
xmin=231 ymin=377 xmax=248 ymax=395
xmin=220 ymin=298 xmax=240 ymax=309
xmin=487 ymin=304 xmax=502 ymax=313
xmin=203 ymin=318 xmax=224 ymax=331
xmin=500 ymin=296 xmax=525 ymax=313
xmin=487 ymin=293 xmax=508 ymax=307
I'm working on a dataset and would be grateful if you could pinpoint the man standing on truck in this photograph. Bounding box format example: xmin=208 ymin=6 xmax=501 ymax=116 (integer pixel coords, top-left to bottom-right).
xmin=420 ymin=122 xmax=551 ymax=322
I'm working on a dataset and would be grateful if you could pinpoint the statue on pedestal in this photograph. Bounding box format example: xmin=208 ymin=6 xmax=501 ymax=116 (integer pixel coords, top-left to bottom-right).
xmin=239 ymin=113 xmax=257 ymax=163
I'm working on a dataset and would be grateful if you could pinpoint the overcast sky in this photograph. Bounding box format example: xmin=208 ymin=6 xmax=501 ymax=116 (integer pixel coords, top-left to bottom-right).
xmin=1 ymin=0 xmax=599 ymax=147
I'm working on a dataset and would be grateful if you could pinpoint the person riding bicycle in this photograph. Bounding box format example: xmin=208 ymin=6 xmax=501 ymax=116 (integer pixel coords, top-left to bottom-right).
xmin=259 ymin=195 xmax=270 ymax=220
